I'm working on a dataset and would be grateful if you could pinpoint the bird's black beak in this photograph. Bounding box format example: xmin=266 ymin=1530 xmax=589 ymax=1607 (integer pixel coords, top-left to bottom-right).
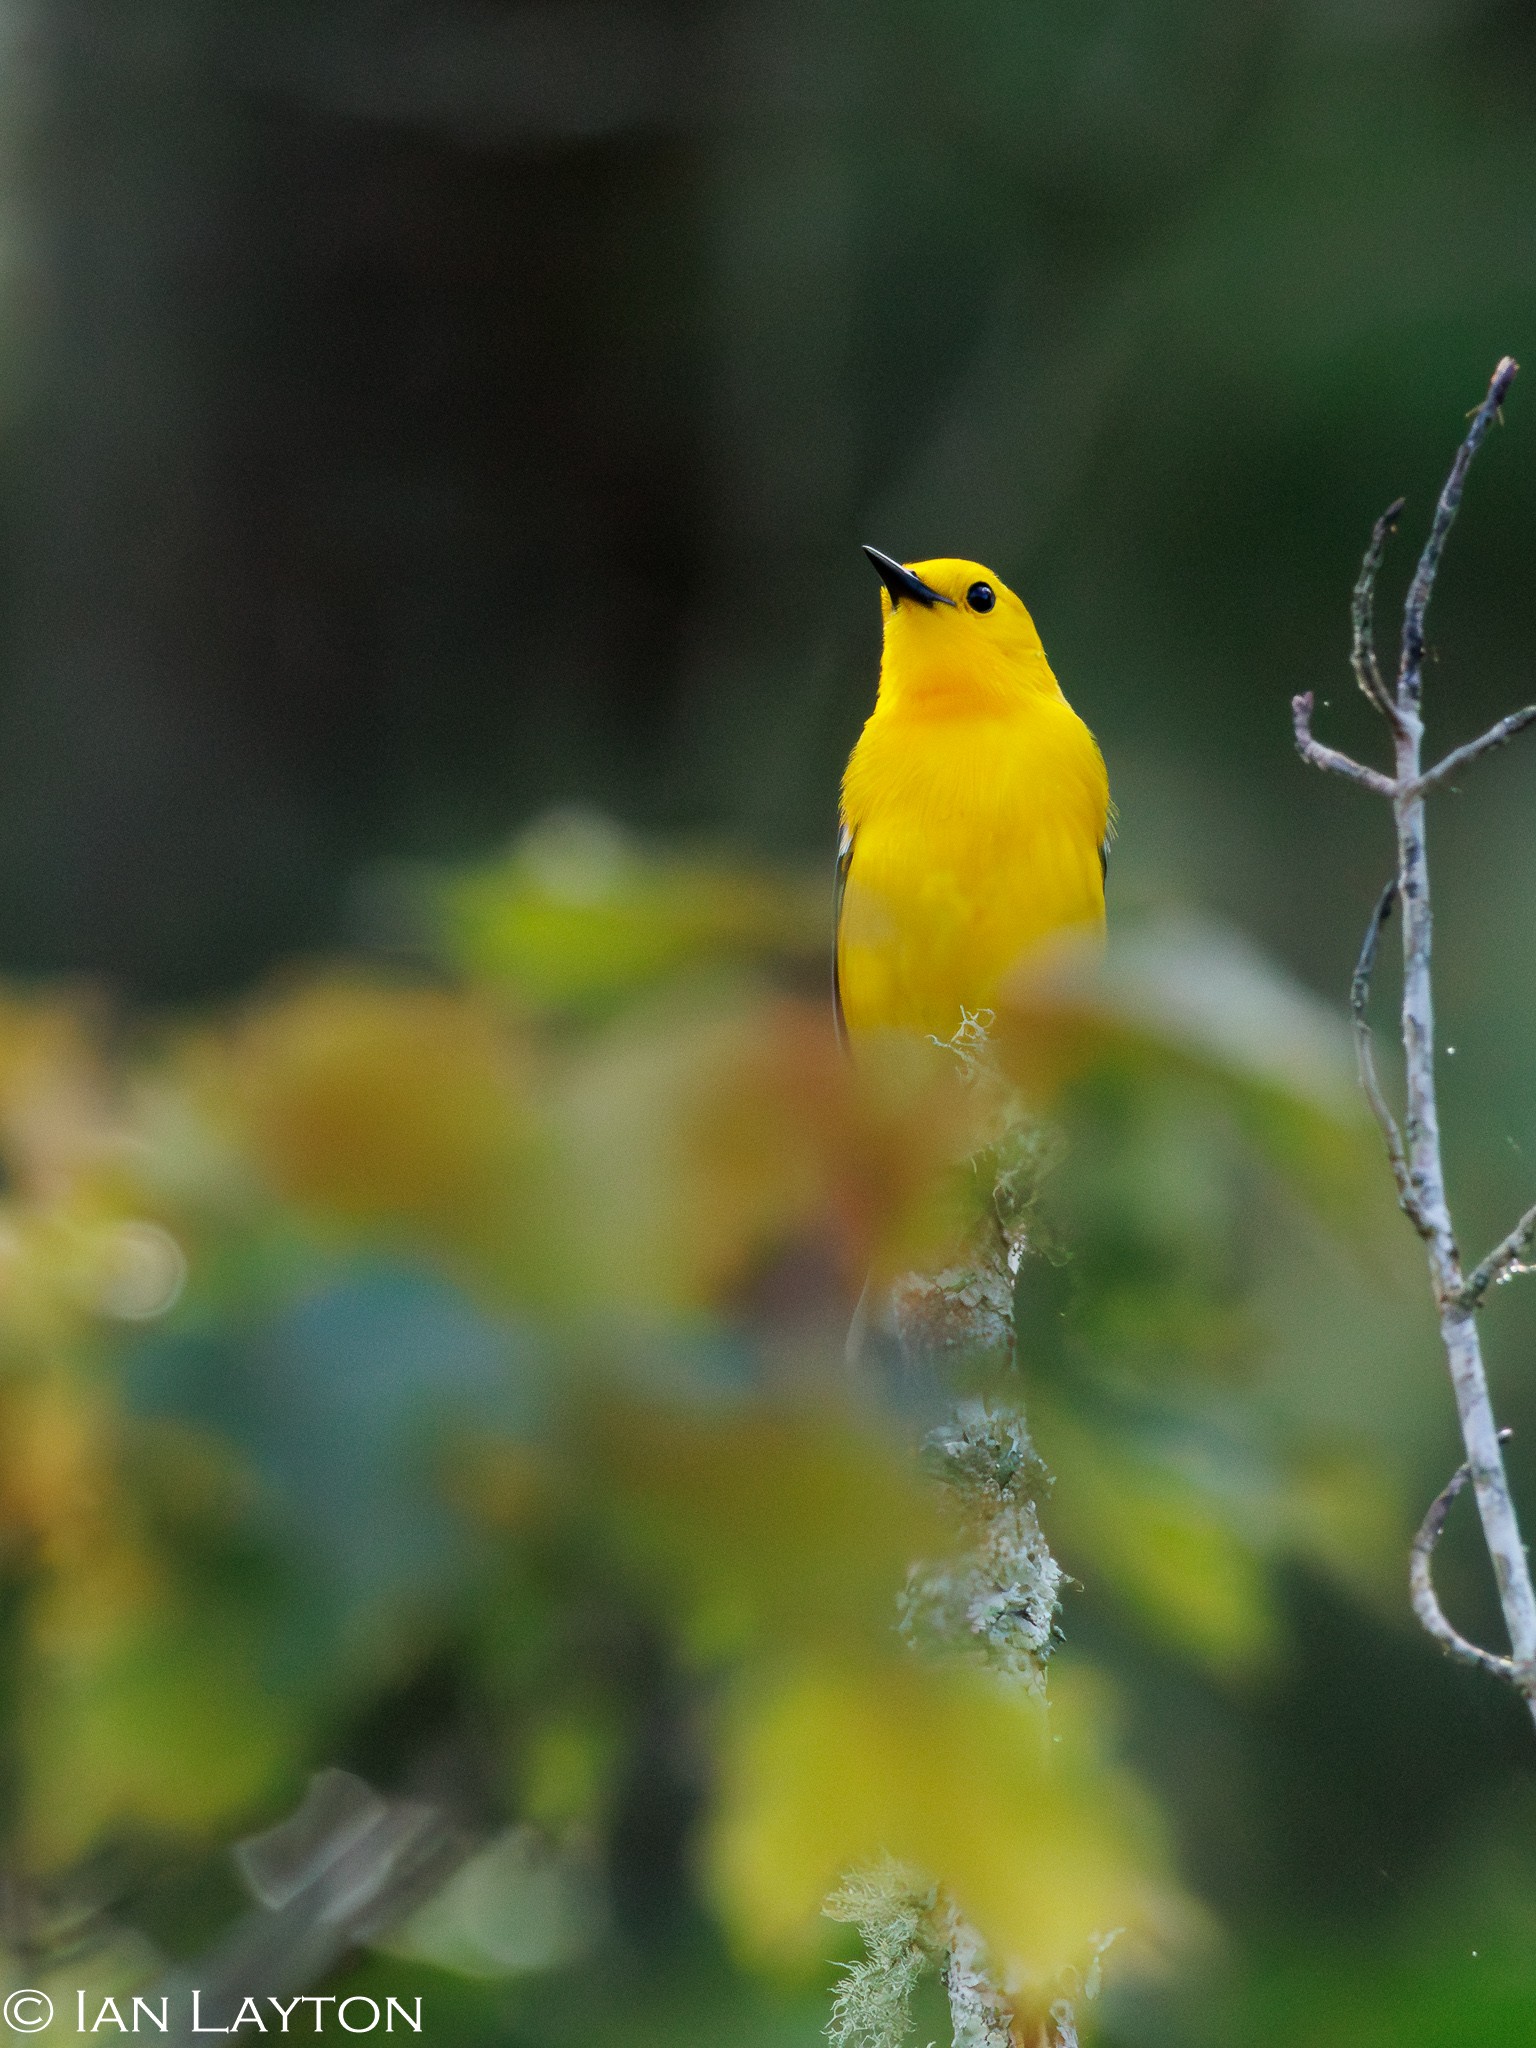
xmin=862 ymin=545 xmax=956 ymax=609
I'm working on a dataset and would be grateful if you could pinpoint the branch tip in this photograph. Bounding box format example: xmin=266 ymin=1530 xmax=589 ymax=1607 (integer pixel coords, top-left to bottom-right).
xmin=1400 ymin=358 xmax=1521 ymax=706
xmin=1408 ymin=704 xmax=1536 ymax=800
xmin=1460 ymin=1201 xmax=1536 ymax=1309
xmin=1292 ymin=694 xmax=1399 ymax=796
xmin=1352 ymin=510 xmax=1403 ymax=721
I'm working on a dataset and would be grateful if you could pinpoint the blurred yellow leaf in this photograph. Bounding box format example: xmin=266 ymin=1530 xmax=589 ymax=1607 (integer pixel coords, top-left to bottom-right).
xmin=209 ymin=974 xmax=533 ymax=1240
xmin=1033 ymin=1401 xmax=1278 ymax=1676
xmin=706 ymin=1650 xmax=1193 ymax=2013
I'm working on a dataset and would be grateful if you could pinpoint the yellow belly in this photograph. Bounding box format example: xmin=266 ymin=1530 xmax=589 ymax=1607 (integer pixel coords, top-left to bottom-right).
xmin=837 ymin=699 xmax=1108 ymax=1043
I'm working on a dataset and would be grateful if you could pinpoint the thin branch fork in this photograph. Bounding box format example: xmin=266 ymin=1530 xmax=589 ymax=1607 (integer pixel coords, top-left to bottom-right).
xmin=1410 ymin=1430 xmax=1525 ymax=1682
xmin=1293 ymin=357 xmax=1536 ymax=1730
xmin=1292 ymin=692 xmax=1536 ymax=803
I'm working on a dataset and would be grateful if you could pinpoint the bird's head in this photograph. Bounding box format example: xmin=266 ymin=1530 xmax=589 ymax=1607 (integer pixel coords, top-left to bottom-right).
xmin=862 ymin=547 xmax=1058 ymax=706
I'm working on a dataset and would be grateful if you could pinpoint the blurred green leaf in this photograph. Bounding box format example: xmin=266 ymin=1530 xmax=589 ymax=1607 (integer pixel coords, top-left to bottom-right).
xmin=383 ymin=1828 xmax=597 ymax=1980
xmin=22 ymin=1604 xmax=296 ymax=1868
xmin=584 ymin=1398 xmax=947 ymax=1660
xmin=1032 ymin=1394 xmax=1278 ymax=1676
xmin=441 ymin=813 xmax=826 ymax=1017
xmin=1003 ymin=913 xmax=1391 ymax=1243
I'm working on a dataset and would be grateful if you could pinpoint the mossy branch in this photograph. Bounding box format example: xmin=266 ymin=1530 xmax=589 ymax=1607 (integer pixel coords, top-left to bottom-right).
xmin=830 ymin=1030 xmax=1105 ymax=2047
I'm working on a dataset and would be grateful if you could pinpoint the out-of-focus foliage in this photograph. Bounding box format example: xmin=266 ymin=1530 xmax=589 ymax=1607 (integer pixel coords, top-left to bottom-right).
xmin=0 ymin=821 xmax=1460 ymax=2045
xmin=444 ymin=811 xmax=828 ymax=1017
xmin=708 ymin=1653 xmax=1189 ymax=1995
xmin=215 ymin=976 xmax=533 ymax=1237
xmin=1000 ymin=920 xmax=1416 ymax=1678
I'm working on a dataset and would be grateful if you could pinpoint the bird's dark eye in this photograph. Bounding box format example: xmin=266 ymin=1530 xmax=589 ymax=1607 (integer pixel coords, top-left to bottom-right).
xmin=966 ymin=582 xmax=996 ymax=613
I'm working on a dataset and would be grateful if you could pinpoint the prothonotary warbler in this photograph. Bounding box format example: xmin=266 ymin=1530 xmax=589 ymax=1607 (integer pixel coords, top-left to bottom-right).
xmin=836 ymin=548 xmax=1111 ymax=1046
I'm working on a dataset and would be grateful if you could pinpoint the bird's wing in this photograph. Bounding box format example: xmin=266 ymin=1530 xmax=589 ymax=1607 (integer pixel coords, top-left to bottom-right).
xmin=1101 ymin=794 xmax=1118 ymax=893
xmin=832 ymin=821 xmax=854 ymax=1051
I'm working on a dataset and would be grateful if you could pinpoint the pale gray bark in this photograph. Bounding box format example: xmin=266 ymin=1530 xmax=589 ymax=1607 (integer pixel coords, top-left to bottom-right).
xmin=942 ymin=1902 xmax=1018 ymax=2048
xmin=1409 ymin=1430 xmax=1522 ymax=1681
xmin=1294 ymin=357 xmax=1536 ymax=1728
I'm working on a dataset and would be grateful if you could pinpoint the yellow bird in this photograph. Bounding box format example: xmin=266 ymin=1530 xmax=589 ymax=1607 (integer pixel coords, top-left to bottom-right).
xmin=836 ymin=549 xmax=1111 ymax=1047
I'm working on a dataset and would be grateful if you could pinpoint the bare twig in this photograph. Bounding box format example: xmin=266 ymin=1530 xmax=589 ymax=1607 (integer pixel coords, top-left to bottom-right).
xmin=1349 ymin=880 xmax=1422 ymax=1228
xmin=1294 ymin=358 xmax=1536 ymax=1731
xmin=1459 ymin=1199 xmax=1536 ymax=1310
xmin=1409 ymin=1430 xmax=1522 ymax=1681
xmin=1407 ymin=704 xmax=1536 ymax=798
xmin=1399 ymin=356 xmax=1519 ymax=710
xmin=1291 ymin=692 xmax=1399 ymax=795
xmin=1351 ymin=497 xmax=1407 ymax=724
xmin=1298 ymin=695 xmax=1536 ymax=805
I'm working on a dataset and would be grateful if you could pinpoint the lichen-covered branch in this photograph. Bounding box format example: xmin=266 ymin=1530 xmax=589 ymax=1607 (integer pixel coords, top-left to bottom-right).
xmin=941 ymin=1902 xmax=1017 ymax=2048
xmin=902 ymin=1402 xmax=1063 ymax=1690
xmin=832 ymin=1044 xmax=1085 ymax=2047
xmin=1293 ymin=356 xmax=1536 ymax=1731
xmin=826 ymin=1862 xmax=943 ymax=2048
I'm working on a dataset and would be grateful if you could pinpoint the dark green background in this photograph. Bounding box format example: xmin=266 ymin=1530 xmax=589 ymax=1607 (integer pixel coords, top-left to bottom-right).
xmin=7 ymin=4 xmax=1536 ymax=2040
xmin=8 ymin=0 xmax=1536 ymax=1004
